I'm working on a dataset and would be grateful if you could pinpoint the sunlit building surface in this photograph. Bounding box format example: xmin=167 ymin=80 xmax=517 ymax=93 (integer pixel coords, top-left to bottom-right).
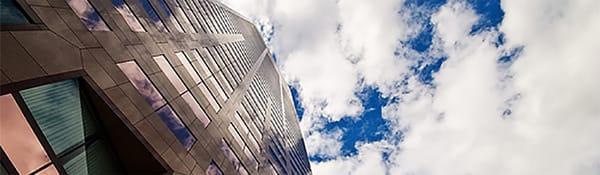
xmin=0 ymin=0 xmax=311 ymax=174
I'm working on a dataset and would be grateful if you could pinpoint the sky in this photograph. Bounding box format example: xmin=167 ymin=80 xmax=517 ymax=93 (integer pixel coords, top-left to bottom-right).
xmin=219 ymin=0 xmax=600 ymax=174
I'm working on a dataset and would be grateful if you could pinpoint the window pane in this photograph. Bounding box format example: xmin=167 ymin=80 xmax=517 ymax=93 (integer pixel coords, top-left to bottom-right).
xmin=66 ymin=0 xmax=110 ymax=31
xmin=227 ymin=124 xmax=244 ymax=148
xmin=191 ymin=49 xmax=212 ymax=79
xmin=157 ymin=105 xmax=195 ymax=150
xmin=243 ymin=147 xmax=259 ymax=171
xmin=34 ymin=165 xmax=59 ymax=175
xmin=233 ymin=113 xmax=249 ymax=134
xmin=154 ymin=55 xmax=187 ymax=94
xmin=198 ymin=83 xmax=220 ymax=111
xmin=205 ymin=161 xmax=223 ymax=175
xmin=111 ymin=0 xmax=145 ymax=32
xmin=207 ymin=77 xmax=227 ymax=102
xmin=0 ymin=0 xmax=30 ymax=24
xmin=220 ymin=139 xmax=241 ymax=170
xmin=117 ymin=61 xmax=167 ymax=110
xmin=20 ymin=79 xmax=97 ymax=155
xmin=156 ymin=0 xmax=183 ymax=32
xmin=175 ymin=5 xmax=196 ymax=33
xmin=61 ymin=140 xmax=121 ymax=175
xmin=0 ymin=94 xmax=51 ymax=174
xmin=138 ymin=0 xmax=167 ymax=32
xmin=181 ymin=92 xmax=210 ymax=127
xmin=175 ymin=52 xmax=201 ymax=84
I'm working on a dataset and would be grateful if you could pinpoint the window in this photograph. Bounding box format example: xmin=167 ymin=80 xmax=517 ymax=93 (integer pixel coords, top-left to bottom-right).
xmin=205 ymin=161 xmax=223 ymax=175
xmin=178 ymin=0 xmax=205 ymax=33
xmin=181 ymin=92 xmax=210 ymax=127
xmin=117 ymin=61 xmax=166 ymax=109
xmin=156 ymin=105 xmax=196 ymax=150
xmin=173 ymin=1 xmax=196 ymax=33
xmin=207 ymin=76 xmax=227 ymax=102
xmin=138 ymin=0 xmax=168 ymax=32
xmin=154 ymin=55 xmax=187 ymax=94
xmin=118 ymin=61 xmax=196 ymax=150
xmin=191 ymin=49 xmax=212 ymax=79
xmin=156 ymin=0 xmax=184 ymax=32
xmin=0 ymin=94 xmax=56 ymax=175
xmin=198 ymin=83 xmax=220 ymax=112
xmin=65 ymin=0 xmax=110 ymax=31
xmin=175 ymin=52 xmax=201 ymax=84
xmin=0 ymin=0 xmax=30 ymax=24
xmin=18 ymin=79 xmax=123 ymax=174
xmin=220 ymin=139 xmax=248 ymax=175
xmin=228 ymin=124 xmax=244 ymax=148
xmin=111 ymin=0 xmax=145 ymax=32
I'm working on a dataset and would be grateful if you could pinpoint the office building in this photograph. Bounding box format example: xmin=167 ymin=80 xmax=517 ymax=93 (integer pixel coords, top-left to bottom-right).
xmin=0 ymin=0 xmax=311 ymax=174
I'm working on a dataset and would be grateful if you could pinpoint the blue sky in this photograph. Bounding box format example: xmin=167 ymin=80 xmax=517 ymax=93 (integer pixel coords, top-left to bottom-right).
xmin=223 ymin=0 xmax=600 ymax=174
xmin=287 ymin=0 xmax=507 ymax=162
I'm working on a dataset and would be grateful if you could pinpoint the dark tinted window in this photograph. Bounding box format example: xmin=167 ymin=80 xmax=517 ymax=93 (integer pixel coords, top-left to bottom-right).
xmin=0 ymin=0 xmax=30 ymax=24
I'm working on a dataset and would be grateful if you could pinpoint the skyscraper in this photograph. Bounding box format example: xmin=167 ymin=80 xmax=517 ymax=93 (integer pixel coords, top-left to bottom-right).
xmin=0 ymin=0 xmax=311 ymax=174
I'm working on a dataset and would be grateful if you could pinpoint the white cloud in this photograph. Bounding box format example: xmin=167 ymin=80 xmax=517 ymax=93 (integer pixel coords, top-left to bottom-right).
xmin=385 ymin=1 xmax=600 ymax=175
xmin=221 ymin=0 xmax=600 ymax=174
xmin=311 ymin=141 xmax=390 ymax=175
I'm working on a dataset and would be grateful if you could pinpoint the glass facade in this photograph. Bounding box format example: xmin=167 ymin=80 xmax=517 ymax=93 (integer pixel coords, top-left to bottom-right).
xmin=181 ymin=92 xmax=210 ymax=127
xmin=0 ymin=0 xmax=30 ymax=24
xmin=157 ymin=105 xmax=196 ymax=150
xmin=176 ymin=52 xmax=202 ymax=84
xmin=117 ymin=61 xmax=166 ymax=109
xmin=65 ymin=0 xmax=110 ymax=31
xmin=205 ymin=161 xmax=223 ymax=175
xmin=118 ymin=60 xmax=197 ymax=150
xmin=111 ymin=0 xmax=145 ymax=32
xmin=0 ymin=94 xmax=54 ymax=175
xmin=138 ymin=0 xmax=168 ymax=32
xmin=1 ymin=0 xmax=312 ymax=174
xmin=156 ymin=0 xmax=183 ymax=32
xmin=1 ymin=79 xmax=124 ymax=174
xmin=154 ymin=55 xmax=187 ymax=94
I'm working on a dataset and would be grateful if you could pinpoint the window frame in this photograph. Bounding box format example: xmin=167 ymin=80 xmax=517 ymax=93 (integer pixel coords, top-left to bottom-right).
xmin=0 ymin=71 xmax=126 ymax=175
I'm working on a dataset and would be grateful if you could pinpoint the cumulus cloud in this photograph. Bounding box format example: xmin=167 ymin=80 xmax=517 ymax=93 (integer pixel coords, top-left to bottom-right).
xmin=221 ymin=0 xmax=600 ymax=174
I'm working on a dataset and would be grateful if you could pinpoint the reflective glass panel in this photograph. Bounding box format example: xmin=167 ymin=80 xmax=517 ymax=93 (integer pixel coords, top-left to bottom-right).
xmin=207 ymin=77 xmax=227 ymax=101
xmin=66 ymin=0 xmax=110 ymax=31
xmin=233 ymin=113 xmax=249 ymax=134
xmin=154 ymin=55 xmax=187 ymax=94
xmin=0 ymin=0 xmax=30 ymax=24
xmin=220 ymin=139 xmax=241 ymax=169
xmin=0 ymin=164 xmax=7 ymax=175
xmin=0 ymin=94 xmax=52 ymax=174
xmin=198 ymin=83 xmax=220 ymax=111
xmin=20 ymin=80 xmax=97 ymax=154
xmin=175 ymin=52 xmax=201 ymax=83
xmin=156 ymin=0 xmax=183 ymax=32
xmin=157 ymin=105 xmax=195 ymax=150
xmin=138 ymin=0 xmax=167 ymax=32
xmin=205 ymin=161 xmax=223 ymax=175
xmin=111 ymin=0 xmax=145 ymax=32
xmin=227 ymin=124 xmax=244 ymax=148
xmin=181 ymin=92 xmax=210 ymax=127
xmin=243 ymin=147 xmax=259 ymax=170
xmin=191 ymin=49 xmax=212 ymax=78
xmin=61 ymin=141 xmax=121 ymax=175
xmin=35 ymin=165 xmax=59 ymax=175
xmin=175 ymin=7 xmax=196 ymax=33
xmin=117 ymin=61 xmax=166 ymax=109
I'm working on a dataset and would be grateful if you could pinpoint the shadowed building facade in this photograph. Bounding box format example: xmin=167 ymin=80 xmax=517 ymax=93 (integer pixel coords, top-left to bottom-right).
xmin=0 ymin=0 xmax=311 ymax=174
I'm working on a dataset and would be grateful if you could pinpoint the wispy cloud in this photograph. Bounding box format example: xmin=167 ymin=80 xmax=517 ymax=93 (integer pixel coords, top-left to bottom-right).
xmin=221 ymin=0 xmax=600 ymax=174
